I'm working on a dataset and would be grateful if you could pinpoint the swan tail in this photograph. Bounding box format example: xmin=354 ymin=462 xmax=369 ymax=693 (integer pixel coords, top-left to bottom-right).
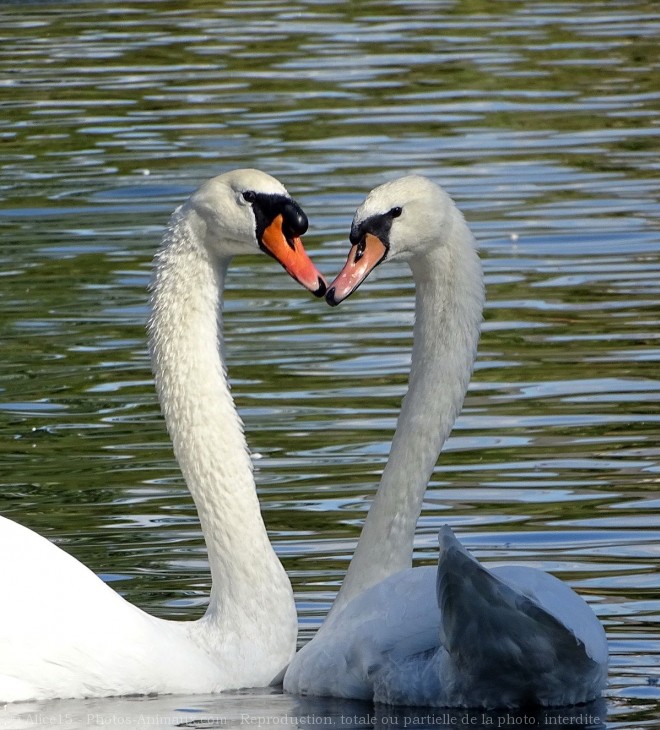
xmin=436 ymin=526 xmax=604 ymax=707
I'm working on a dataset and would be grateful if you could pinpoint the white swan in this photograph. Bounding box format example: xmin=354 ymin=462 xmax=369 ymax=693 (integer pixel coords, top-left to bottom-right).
xmin=0 ymin=169 xmax=327 ymax=702
xmin=284 ymin=175 xmax=608 ymax=708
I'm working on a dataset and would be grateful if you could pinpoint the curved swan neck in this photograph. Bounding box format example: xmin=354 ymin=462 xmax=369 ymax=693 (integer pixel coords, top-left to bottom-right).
xmin=148 ymin=205 xmax=289 ymax=622
xmin=332 ymin=206 xmax=484 ymax=614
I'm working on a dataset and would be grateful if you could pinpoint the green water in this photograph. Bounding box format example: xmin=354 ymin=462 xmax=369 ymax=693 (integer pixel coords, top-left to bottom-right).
xmin=0 ymin=1 xmax=658 ymax=727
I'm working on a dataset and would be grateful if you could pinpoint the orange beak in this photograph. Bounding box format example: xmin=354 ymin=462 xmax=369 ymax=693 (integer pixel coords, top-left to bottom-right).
xmin=326 ymin=233 xmax=388 ymax=306
xmin=261 ymin=214 xmax=326 ymax=297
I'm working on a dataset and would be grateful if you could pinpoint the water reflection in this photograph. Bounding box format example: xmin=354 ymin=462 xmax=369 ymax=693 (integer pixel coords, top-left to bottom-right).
xmin=2 ymin=693 xmax=609 ymax=730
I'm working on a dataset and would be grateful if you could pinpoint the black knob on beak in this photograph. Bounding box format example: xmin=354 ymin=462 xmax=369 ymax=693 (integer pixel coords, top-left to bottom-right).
xmin=282 ymin=201 xmax=309 ymax=239
xmin=349 ymin=222 xmax=362 ymax=245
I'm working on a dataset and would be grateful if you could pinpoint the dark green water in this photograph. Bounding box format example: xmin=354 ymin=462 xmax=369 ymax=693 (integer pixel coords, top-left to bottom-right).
xmin=0 ymin=1 xmax=658 ymax=727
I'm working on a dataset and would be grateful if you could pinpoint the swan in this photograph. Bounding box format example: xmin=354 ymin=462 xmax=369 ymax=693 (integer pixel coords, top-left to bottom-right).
xmin=284 ymin=175 xmax=608 ymax=708
xmin=0 ymin=169 xmax=327 ymax=702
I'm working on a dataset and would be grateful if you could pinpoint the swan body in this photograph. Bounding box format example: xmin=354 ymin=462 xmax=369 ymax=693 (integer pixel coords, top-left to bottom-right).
xmin=284 ymin=176 xmax=608 ymax=708
xmin=0 ymin=169 xmax=325 ymax=702
xmin=286 ymin=528 xmax=607 ymax=707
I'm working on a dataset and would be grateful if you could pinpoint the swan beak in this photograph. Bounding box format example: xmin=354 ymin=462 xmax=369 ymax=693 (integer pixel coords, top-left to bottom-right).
xmin=260 ymin=215 xmax=327 ymax=297
xmin=326 ymin=234 xmax=387 ymax=306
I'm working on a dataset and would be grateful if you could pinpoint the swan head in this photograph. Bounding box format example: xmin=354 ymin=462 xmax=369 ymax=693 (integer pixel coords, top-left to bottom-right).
xmin=187 ymin=169 xmax=326 ymax=297
xmin=326 ymin=175 xmax=452 ymax=305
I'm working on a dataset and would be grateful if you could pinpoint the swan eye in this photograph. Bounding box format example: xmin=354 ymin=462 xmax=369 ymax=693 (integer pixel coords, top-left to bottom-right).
xmin=390 ymin=207 xmax=402 ymax=218
xmin=354 ymin=239 xmax=366 ymax=262
xmin=242 ymin=190 xmax=257 ymax=204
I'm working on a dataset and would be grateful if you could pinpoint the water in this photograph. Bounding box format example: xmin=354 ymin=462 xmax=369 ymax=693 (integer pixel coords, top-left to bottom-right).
xmin=0 ymin=0 xmax=658 ymax=727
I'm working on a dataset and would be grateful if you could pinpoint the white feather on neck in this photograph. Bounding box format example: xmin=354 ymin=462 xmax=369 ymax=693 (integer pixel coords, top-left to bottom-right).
xmin=332 ymin=203 xmax=484 ymax=613
xmin=148 ymin=204 xmax=293 ymax=638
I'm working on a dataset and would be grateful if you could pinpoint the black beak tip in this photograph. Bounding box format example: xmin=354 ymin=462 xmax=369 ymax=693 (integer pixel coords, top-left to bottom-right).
xmin=325 ymin=286 xmax=339 ymax=307
xmin=314 ymin=277 xmax=327 ymax=298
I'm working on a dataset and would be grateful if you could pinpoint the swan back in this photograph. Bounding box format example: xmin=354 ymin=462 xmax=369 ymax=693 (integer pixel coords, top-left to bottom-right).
xmin=0 ymin=515 xmax=225 ymax=701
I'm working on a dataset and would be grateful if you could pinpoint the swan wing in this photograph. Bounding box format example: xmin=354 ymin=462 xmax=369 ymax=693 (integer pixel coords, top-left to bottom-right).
xmin=0 ymin=515 xmax=222 ymax=701
xmin=436 ymin=526 xmax=608 ymax=706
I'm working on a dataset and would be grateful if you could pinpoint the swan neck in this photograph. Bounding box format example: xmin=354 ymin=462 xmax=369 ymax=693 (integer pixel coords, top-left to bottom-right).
xmin=148 ymin=207 xmax=290 ymax=623
xmin=332 ymin=210 xmax=484 ymax=614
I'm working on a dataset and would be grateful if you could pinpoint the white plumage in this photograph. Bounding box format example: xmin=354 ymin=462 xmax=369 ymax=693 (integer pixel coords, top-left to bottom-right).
xmin=0 ymin=169 xmax=320 ymax=702
xmin=284 ymin=176 xmax=608 ymax=708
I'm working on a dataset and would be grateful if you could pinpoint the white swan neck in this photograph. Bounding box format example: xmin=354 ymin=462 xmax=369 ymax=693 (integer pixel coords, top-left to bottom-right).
xmin=332 ymin=210 xmax=484 ymax=613
xmin=148 ymin=207 xmax=290 ymax=626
